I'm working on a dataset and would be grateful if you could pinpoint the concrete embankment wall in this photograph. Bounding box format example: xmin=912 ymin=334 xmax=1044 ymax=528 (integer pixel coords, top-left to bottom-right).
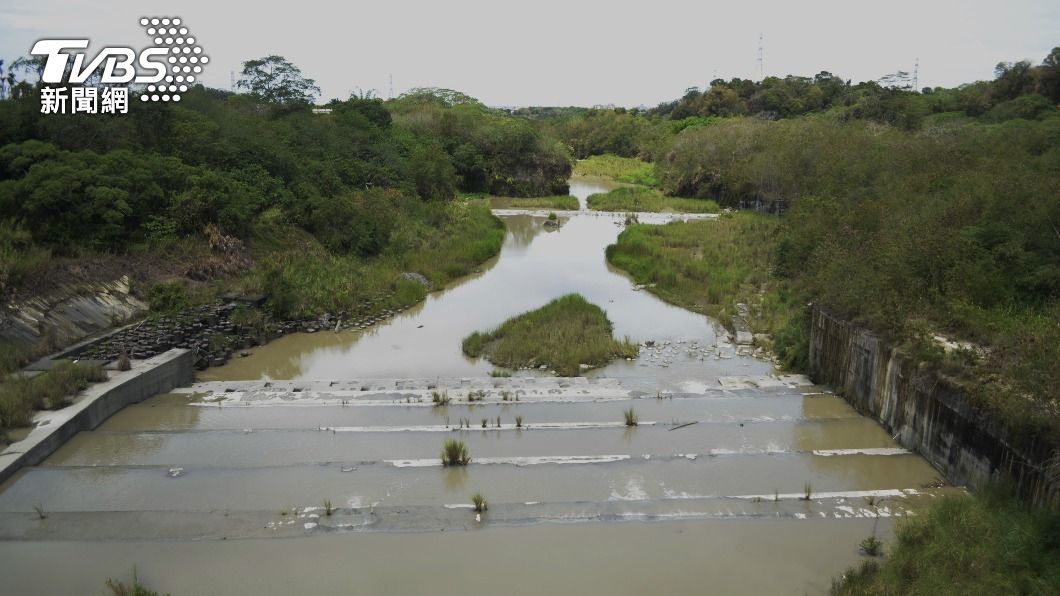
xmin=0 ymin=276 xmax=147 ymax=350
xmin=0 ymin=349 xmax=193 ymax=485
xmin=808 ymin=307 xmax=1057 ymax=506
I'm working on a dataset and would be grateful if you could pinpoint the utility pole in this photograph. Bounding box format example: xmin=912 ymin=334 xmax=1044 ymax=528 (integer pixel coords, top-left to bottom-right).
xmin=757 ymin=33 xmax=764 ymax=80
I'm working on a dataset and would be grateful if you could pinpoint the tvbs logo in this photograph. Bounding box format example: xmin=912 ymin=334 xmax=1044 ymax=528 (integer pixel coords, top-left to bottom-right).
xmin=32 ymin=17 xmax=208 ymax=112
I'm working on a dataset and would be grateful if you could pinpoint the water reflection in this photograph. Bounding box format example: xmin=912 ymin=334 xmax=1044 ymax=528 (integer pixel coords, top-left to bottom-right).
xmin=568 ymin=175 xmax=622 ymax=209
xmin=202 ymin=186 xmax=754 ymax=383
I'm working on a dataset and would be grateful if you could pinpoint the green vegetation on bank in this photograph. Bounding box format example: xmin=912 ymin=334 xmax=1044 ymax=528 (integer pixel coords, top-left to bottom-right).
xmin=0 ymin=59 xmax=570 ymax=319
xmin=574 ymin=154 xmax=658 ymax=186
xmin=587 ymin=187 xmax=718 ymax=214
xmin=536 ymin=48 xmax=1059 ymax=160
xmin=658 ymin=113 xmax=1060 ymax=439
xmin=0 ymin=360 xmax=107 ymax=430
xmin=247 ymin=199 xmax=503 ymax=318
xmin=567 ymin=49 xmax=1060 ymax=592
xmin=484 ymin=195 xmax=579 ymax=210
xmin=553 ymin=48 xmax=1060 ymax=444
xmin=605 ymin=213 xmax=805 ymax=368
xmin=832 ymin=491 xmax=1060 ymax=595
xmin=462 ymin=294 xmax=637 ymax=376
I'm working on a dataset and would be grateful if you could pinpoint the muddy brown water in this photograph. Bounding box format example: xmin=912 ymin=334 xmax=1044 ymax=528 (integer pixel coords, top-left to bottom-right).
xmin=0 ymin=178 xmax=953 ymax=595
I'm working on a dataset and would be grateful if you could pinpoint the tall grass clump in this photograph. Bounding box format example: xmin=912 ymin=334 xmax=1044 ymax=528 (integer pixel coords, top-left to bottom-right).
xmin=105 ymin=567 xmax=165 ymax=596
xmin=623 ymin=407 xmax=638 ymax=427
xmin=441 ymin=439 xmax=471 ymax=466
xmin=587 ymin=187 xmax=718 ymax=213
xmin=471 ymin=493 xmax=488 ymax=513
xmin=0 ymin=361 xmax=107 ymax=428
xmin=461 ymin=294 xmax=637 ymax=376
xmin=0 ymin=221 xmax=51 ymax=297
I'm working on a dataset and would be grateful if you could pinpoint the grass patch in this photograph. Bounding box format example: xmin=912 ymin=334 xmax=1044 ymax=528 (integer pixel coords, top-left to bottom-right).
xmin=471 ymin=493 xmax=488 ymax=513
xmin=587 ymin=187 xmax=718 ymax=214
xmin=441 ymin=439 xmax=471 ymax=466
xmin=487 ymin=196 xmax=579 ymax=210
xmin=462 ymin=294 xmax=637 ymax=376
xmin=831 ymin=491 xmax=1060 ymax=595
xmin=574 ymin=154 xmax=658 ymax=186
xmin=605 ymin=212 xmax=805 ymax=367
xmin=0 ymin=361 xmax=107 ymax=429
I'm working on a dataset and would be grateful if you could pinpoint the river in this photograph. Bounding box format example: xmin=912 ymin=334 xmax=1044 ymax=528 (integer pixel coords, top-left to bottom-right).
xmin=0 ymin=177 xmax=954 ymax=595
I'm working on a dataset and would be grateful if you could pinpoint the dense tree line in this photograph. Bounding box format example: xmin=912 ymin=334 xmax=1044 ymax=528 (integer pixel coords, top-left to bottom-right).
xmin=0 ymin=57 xmax=571 ymax=281
xmin=536 ymin=48 xmax=1060 ymax=158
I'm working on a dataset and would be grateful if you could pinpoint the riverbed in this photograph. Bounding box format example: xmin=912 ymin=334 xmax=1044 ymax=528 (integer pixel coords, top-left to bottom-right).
xmin=0 ymin=178 xmax=953 ymax=595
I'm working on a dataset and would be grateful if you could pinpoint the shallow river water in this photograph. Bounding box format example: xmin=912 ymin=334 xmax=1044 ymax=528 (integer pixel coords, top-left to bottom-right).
xmin=0 ymin=177 xmax=953 ymax=595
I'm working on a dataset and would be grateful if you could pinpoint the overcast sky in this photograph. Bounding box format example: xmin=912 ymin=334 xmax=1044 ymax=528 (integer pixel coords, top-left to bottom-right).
xmin=1 ymin=0 xmax=1057 ymax=107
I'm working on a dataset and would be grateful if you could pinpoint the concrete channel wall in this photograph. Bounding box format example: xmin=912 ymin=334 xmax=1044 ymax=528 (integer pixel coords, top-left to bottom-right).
xmin=0 ymin=348 xmax=193 ymax=485
xmin=808 ymin=307 xmax=1058 ymax=506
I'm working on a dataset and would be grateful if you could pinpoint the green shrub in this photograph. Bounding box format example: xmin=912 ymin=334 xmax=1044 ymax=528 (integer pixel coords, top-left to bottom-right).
xmin=147 ymin=281 xmax=188 ymax=313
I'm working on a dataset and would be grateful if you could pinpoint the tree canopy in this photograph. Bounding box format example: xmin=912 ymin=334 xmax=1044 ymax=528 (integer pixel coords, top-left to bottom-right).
xmin=236 ymin=55 xmax=321 ymax=105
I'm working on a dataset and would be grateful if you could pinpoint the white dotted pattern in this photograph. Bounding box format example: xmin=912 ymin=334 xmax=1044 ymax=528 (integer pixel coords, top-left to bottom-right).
xmin=138 ymin=16 xmax=206 ymax=103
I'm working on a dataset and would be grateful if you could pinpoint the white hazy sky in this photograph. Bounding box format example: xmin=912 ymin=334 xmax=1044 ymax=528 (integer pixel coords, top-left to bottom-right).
xmin=1 ymin=0 xmax=1057 ymax=107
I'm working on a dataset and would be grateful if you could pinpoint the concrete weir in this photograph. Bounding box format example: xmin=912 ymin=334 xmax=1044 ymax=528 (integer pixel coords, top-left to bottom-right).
xmin=0 ymin=348 xmax=193 ymax=485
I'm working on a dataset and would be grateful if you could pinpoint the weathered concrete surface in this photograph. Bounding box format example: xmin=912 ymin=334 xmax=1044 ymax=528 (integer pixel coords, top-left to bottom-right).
xmin=176 ymin=373 xmax=814 ymax=407
xmin=809 ymin=307 xmax=1058 ymax=505
xmin=491 ymin=209 xmax=719 ymax=222
xmin=0 ymin=276 xmax=147 ymax=349
xmin=0 ymin=348 xmax=193 ymax=485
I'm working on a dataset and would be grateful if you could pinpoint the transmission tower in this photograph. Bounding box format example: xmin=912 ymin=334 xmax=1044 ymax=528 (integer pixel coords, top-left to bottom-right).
xmin=389 ymin=73 xmax=393 ymax=100
xmin=757 ymin=33 xmax=764 ymax=79
xmin=912 ymin=58 xmax=919 ymax=91
xmin=230 ymin=70 xmax=235 ymax=91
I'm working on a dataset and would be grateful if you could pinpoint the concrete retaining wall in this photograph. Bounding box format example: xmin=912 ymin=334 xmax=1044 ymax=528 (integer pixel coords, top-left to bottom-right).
xmin=808 ymin=307 xmax=1057 ymax=505
xmin=0 ymin=349 xmax=193 ymax=485
xmin=0 ymin=276 xmax=147 ymax=350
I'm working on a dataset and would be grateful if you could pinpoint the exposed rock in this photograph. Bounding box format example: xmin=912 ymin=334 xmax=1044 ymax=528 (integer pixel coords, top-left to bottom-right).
xmin=0 ymin=276 xmax=147 ymax=349
xmin=399 ymin=272 xmax=431 ymax=290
